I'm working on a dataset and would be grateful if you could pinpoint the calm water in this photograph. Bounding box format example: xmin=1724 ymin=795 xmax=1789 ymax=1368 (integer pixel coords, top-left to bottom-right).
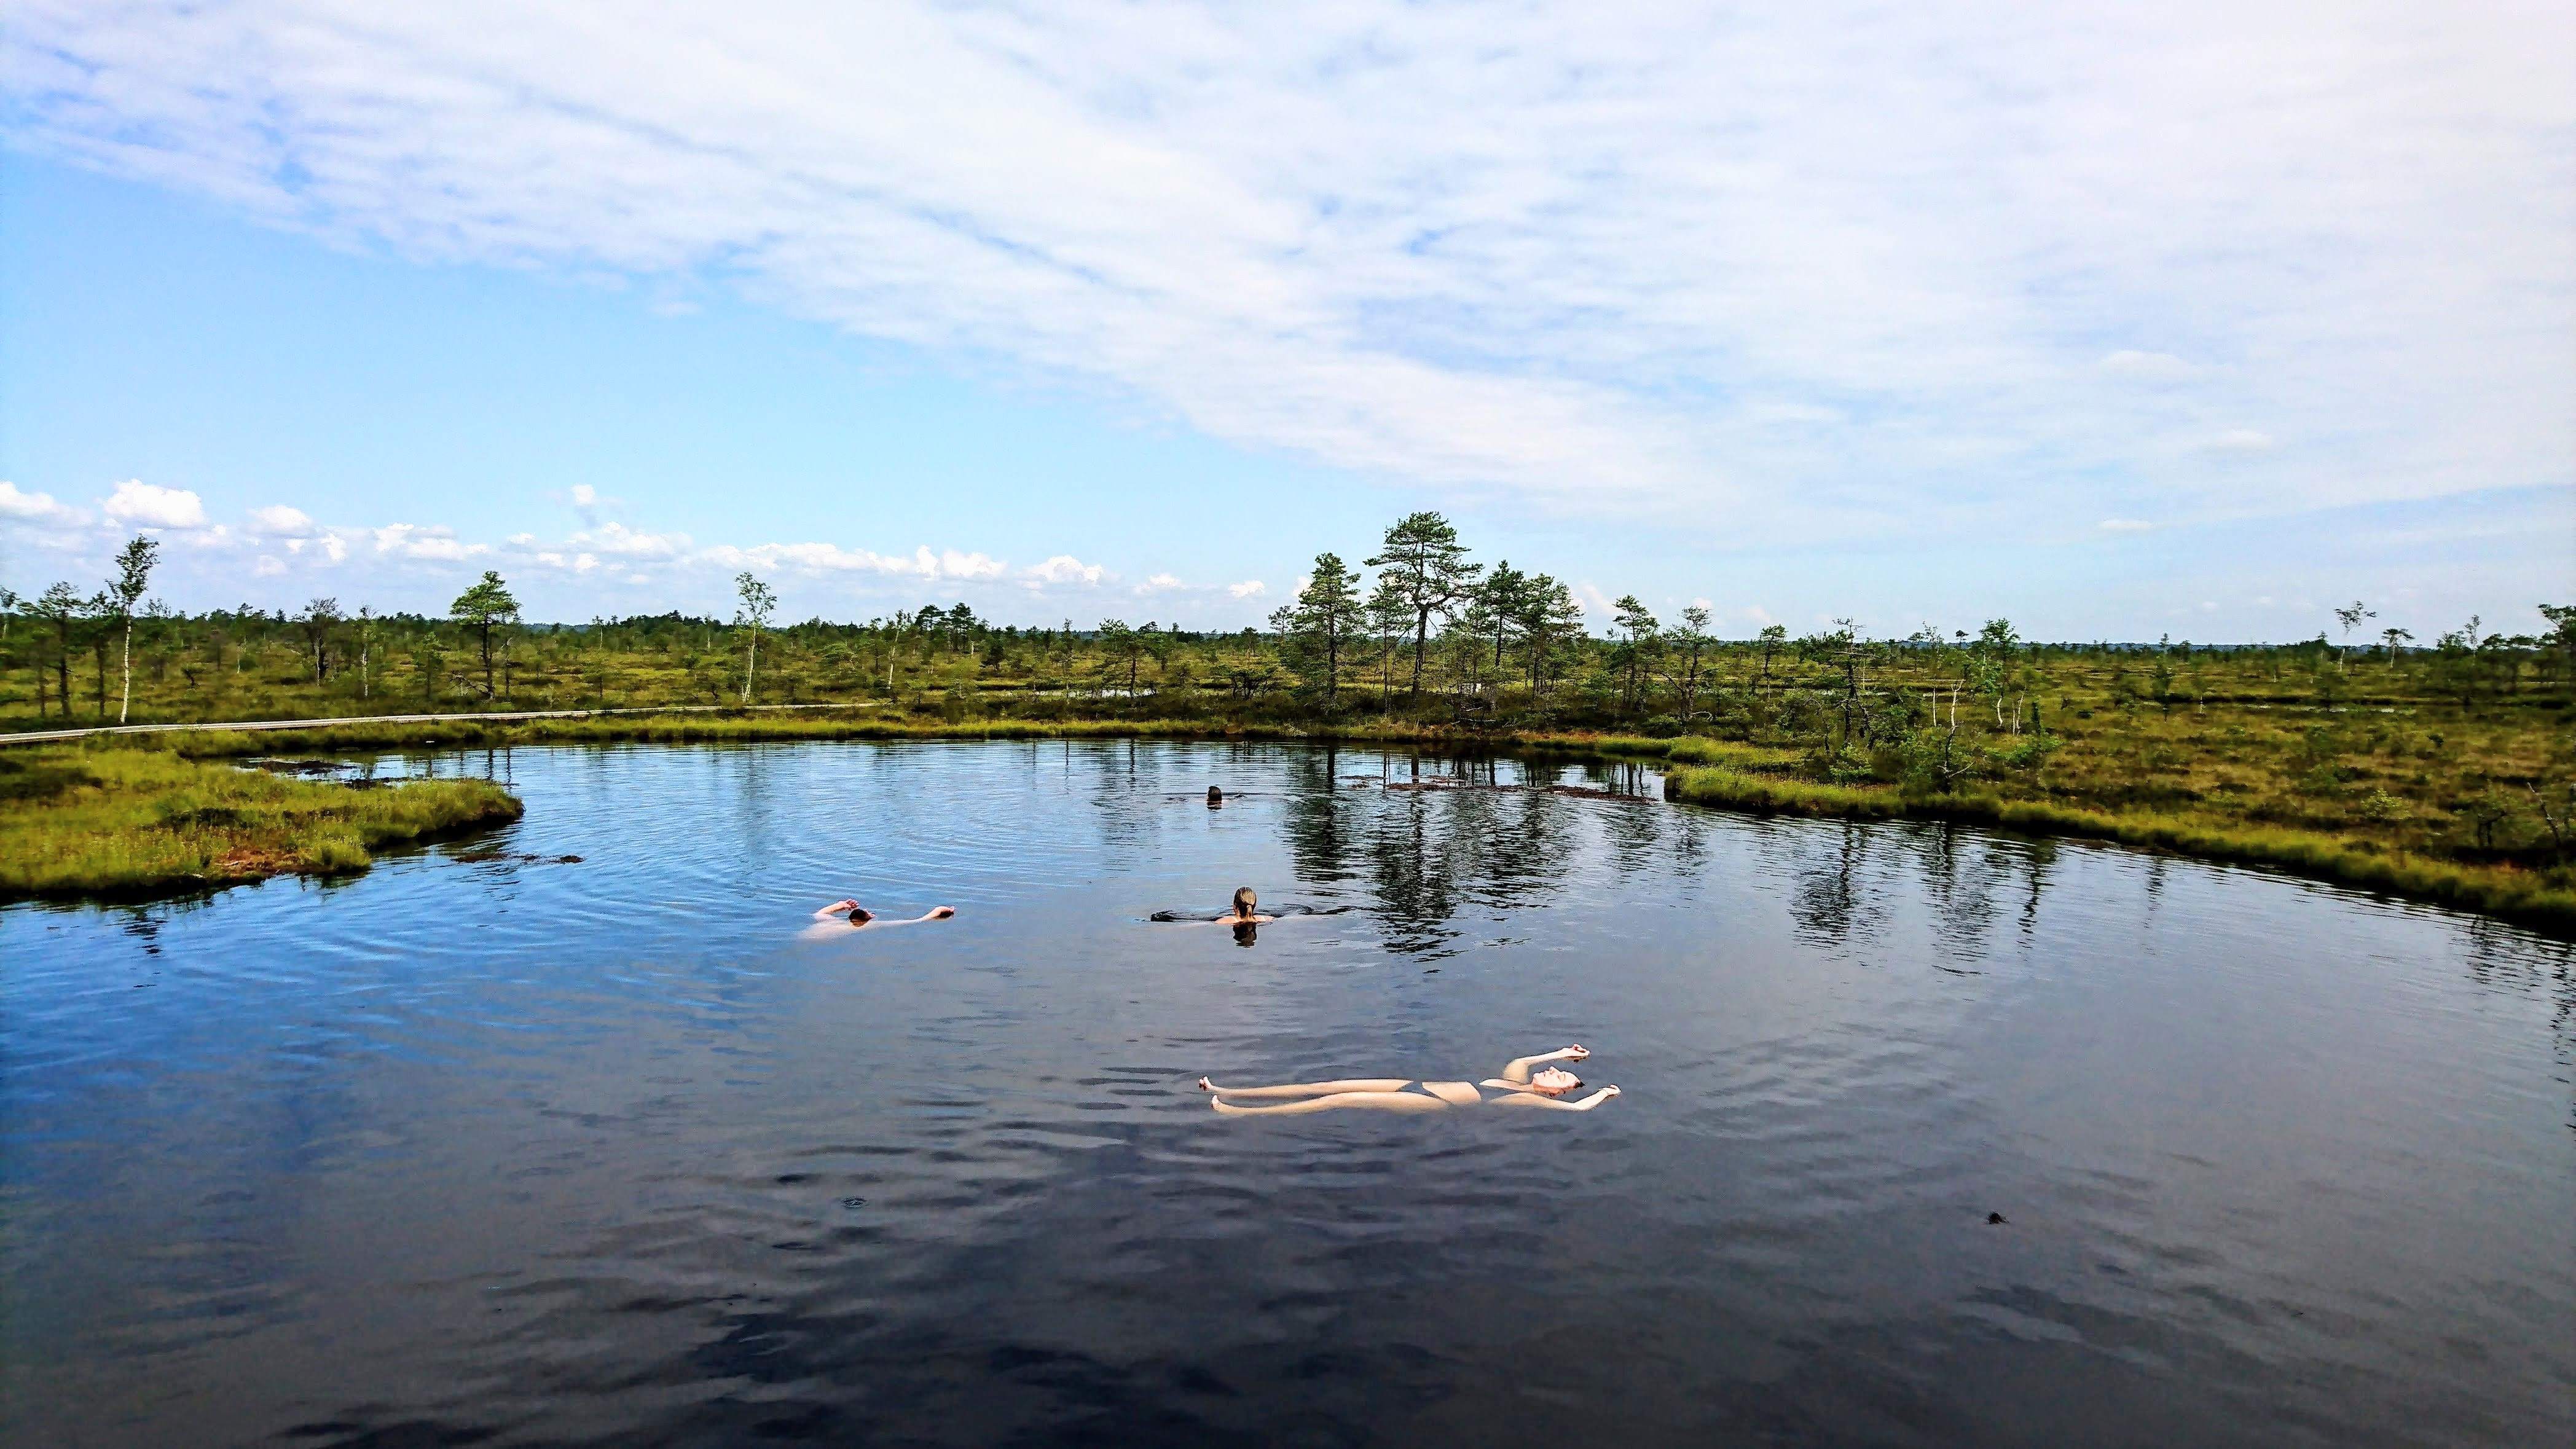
xmin=4 ymin=740 xmax=2570 ymax=1447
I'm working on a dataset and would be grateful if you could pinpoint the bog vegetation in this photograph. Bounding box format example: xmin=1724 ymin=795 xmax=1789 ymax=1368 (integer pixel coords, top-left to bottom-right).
xmin=4 ymin=514 xmax=2571 ymax=923
xmin=0 ymin=747 xmax=520 ymax=898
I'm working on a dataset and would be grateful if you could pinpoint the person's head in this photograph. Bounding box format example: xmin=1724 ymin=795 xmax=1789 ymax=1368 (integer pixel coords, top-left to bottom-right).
xmin=846 ymin=905 xmax=876 ymax=925
xmin=1231 ymin=886 xmax=1257 ymax=919
xmin=1207 ymin=785 xmax=1224 ymax=806
xmin=1529 ymin=1066 xmax=1583 ymax=1096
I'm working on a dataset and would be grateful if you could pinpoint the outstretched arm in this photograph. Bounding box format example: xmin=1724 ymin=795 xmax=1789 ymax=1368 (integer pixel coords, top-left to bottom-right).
xmin=1496 ymin=1045 xmax=1589 ymax=1084
xmin=873 ymin=906 xmax=957 ymax=928
xmin=1487 ymin=1085 xmax=1620 ymax=1112
xmin=814 ymin=899 xmax=860 ymax=919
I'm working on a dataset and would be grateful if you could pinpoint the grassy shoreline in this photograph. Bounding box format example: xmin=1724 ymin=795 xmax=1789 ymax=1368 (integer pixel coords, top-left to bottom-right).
xmin=6 ymin=710 xmax=2567 ymax=932
xmin=0 ymin=748 xmax=523 ymax=901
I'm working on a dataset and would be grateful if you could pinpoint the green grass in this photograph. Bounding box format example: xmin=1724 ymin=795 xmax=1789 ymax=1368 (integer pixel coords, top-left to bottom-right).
xmin=1657 ymin=761 xmax=2576 ymax=932
xmin=0 ymin=747 xmax=522 ymax=900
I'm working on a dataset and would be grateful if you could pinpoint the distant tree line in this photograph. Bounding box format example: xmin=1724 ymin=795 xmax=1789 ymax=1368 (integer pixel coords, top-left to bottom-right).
xmin=5 ymin=518 xmax=2572 ymax=777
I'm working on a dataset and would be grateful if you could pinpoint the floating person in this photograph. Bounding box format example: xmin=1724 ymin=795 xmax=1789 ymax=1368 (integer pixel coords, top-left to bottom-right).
xmin=803 ymin=900 xmax=956 ymax=938
xmin=1198 ymin=1045 xmax=1619 ymax=1115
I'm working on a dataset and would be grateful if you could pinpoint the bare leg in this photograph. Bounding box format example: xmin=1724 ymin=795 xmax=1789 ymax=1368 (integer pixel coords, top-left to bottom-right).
xmin=1196 ymin=1077 xmax=1412 ymax=1098
xmin=1496 ymin=1046 xmax=1588 ymax=1085
xmin=1211 ymin=1091 xmax=1451 ymax=1116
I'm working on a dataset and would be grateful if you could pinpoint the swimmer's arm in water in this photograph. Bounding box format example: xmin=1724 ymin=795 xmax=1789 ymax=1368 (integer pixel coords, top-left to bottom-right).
xmin=814 ymin=899 xmax=862 ymax=919
xmin=1485 ymin=1085 xmax=1620 ymax=1111
xmin=872 ymin=906 xmax=956 ymax=927
xmin=1496 ymin=1045 xmax=1589 ymax=1084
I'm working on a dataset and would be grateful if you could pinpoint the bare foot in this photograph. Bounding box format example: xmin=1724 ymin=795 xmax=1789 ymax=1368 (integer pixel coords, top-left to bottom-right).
xmin=1196 ymin=1076 xmax=1214 ymax=1092
xmin=1564 ymin=1044 xmax=1590 ymax=1061
xmin=929 ymin=906 xmax=956 ymax=919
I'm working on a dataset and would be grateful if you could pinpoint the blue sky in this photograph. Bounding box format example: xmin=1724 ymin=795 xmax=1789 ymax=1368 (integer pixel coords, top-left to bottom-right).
xmin=3 ymin=1 xmax=2569 ymax=642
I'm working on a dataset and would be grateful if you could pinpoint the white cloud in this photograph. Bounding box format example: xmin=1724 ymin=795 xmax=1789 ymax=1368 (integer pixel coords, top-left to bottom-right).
xmin=700 ymin=540 xmax=1004 ymax=579
xmin=0 ymin=481 xmax=84 ymax=525
xmin=1024 ymin=554 xmax=1109 ymax=586
xmin=100 ymin=479 xmax=208 ymax=528
xmin=372 ymin=523 xmax=484 ymax=560
xmin=2099 ymin=517 xmax=2154 ymax=533
xmin=1135 ymin=572 xmax=1185 ymax=594
xmin=569 ymin=484 xmax=598 ymax=507
xmin=248 ymin=504 xmax=314 ymax=535
xmin=10 ymin=1 xmax=2566 ymax=543
xmin=571 ymin=521 xmax=690 ymax=558
xmin=2098 ymin=350 xmax=2198 ymax=381
xmin=254 ymin=555 xmax=286 ymax=576
xmin=2206 ymin=429 xmax=2277 ymax=453
xmin=1227 ymin=579 xmax=1266 ymax=598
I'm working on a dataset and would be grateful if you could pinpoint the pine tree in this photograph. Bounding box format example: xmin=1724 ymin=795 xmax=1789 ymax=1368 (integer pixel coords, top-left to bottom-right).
xmin=1364 ymin=511 xmax=1482 ymax=697
xmin=1270 ymin=552 xmax=1365 ymax=710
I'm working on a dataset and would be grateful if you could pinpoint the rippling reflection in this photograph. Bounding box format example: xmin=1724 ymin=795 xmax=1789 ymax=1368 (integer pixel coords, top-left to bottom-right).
xmin=2 ymin=739 xmax=2569 ymax=1448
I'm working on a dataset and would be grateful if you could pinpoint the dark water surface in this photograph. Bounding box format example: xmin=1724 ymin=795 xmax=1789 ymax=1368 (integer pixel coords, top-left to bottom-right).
xmin=6 ymin=740 xmax=2570 ymax=1447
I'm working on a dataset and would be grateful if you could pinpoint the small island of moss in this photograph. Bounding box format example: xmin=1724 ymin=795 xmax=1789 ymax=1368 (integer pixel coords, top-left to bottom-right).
xmin=0 ymin=748 xmax=523 ymax=900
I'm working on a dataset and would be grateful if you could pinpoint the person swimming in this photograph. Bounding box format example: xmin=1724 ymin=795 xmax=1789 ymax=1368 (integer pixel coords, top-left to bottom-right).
xmin=807 ymin=900 xmax=956 ymax=935
xmin=1150 ymin=888 xmax=1358 ymax=922
xmin=1208 ymin=785 xmax=1224 ymax=807
xmin=1197 ymin=1045 xmax=1619 ymax=1114
xmin=1152 ymin=886 xmax=1276 ymax=925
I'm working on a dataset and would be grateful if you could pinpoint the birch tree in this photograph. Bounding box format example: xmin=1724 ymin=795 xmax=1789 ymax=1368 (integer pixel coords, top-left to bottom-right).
xmin=735 ymin=571 xmax=776 ymax=704
xmin=105 ymin=535 xmax=159 ymax=723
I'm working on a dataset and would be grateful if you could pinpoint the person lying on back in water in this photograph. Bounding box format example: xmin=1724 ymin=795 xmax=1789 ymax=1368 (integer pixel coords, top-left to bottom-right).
xmin=1196 ymin=1045 xmax=1619 ymax=1115
xmin=804 ymin=900 xmax=956 ymax=936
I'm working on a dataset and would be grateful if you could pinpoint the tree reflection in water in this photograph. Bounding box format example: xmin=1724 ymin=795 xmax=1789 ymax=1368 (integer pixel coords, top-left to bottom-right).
xmin=1273 ymin=747 xmax=1675 ymax=959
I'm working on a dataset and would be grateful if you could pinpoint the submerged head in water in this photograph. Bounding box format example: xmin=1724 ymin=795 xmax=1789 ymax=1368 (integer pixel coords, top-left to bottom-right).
xmin=1529 ymin=1066 xmax=1583 ymax=1096
xmin=1208 ymin=785 xmax=1225 ymax=806
xmin=846 ymin=905 xmax=875 ymax=925
xmin=1232 ymin=886 xmax=1258 ymax=919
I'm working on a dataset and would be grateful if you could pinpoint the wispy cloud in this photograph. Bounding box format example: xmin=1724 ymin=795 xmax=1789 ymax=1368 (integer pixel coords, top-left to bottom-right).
xmin=2098 ymin=350 xmax=2198 ymax=382
xmin=4 ymin=1 xmax=2564 ymax=544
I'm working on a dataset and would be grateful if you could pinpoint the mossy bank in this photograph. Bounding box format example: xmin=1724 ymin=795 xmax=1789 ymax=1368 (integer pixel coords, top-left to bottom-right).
xmin=0 ymin=747 xmax=522 ymax=900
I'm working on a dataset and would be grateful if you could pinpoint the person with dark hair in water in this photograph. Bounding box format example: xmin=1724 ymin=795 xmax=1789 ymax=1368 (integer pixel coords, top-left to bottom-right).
xmin=1207 ymin=785 xmax=1225 ymax=807
xmin=1198 ymin=1045 xmax=1618 ymax=1115
xmin=804 ymin=900 xmax=955 ymax=938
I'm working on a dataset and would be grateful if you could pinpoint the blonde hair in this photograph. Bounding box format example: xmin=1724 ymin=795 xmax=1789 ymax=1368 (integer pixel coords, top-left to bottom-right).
xmin=1232 ymin=886 xmax=1257 ymax=917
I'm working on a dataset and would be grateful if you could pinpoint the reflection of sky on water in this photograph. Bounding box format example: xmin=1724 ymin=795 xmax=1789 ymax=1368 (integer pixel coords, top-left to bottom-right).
xmin=3 ymin=739 xmax=2570 ymax=1447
